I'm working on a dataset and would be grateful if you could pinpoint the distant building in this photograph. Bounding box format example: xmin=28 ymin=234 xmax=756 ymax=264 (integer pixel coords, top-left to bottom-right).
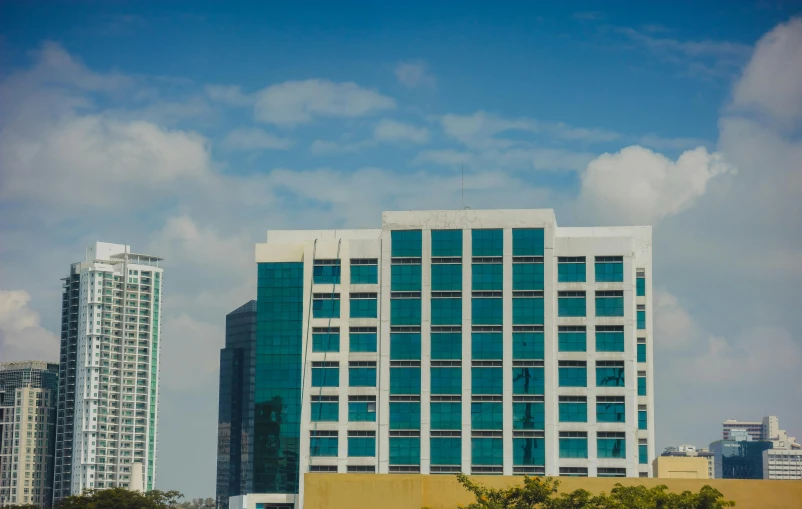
xmin=711 ymin=440 xmax=773 ymax=479
xmin=653 ymin=456 xmax=709 ymax=479
xmin=763 ymin=449 xmax=802 ymax=480
xmin=661 ymin=445 xmax=714 ymax=479
xmin=53 ymin=242 xmax=165 ymax=501
xmin=722 ymin=416 xmax=800 ymax=448
xmin=0 ymin=361 xmax=59 ymax=507
xmin=216 ymin=301 xmax=257 ymax=509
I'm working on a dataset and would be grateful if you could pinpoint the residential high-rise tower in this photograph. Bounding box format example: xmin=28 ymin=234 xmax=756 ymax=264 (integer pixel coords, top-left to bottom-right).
xmin=242 ymin=209 xmax=654 ymax=509
xmin=216 ymin=300 xmax=257 ymax=509
xmin=0 ymin=361 xmax=59 ymax=507
xmin=53 ymin=242 xmax=164 ymax=501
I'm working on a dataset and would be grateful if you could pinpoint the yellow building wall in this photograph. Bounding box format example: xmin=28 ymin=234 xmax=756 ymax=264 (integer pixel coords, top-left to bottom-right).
xmin=653 ymin=456 xmax=709 ymax=479
xmin=304 ymin=474 xmax=802 ymax=509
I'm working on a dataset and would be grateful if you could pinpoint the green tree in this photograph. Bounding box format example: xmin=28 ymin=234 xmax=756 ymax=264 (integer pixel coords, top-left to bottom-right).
xmin=177 ymin=497 xmax=216 ymax=509
xmin=430 ymin=474 xmax=735 ymax=509
xmin=55 ymin=488 xmax=184 ymax=509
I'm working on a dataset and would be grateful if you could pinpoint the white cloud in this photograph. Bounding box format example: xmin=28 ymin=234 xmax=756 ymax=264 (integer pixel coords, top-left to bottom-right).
xmin=0 ymin=115 xmax=212 ymax=207
xmin=616 ymin=26 xmax=752 ymax=78
xmin=253 ymin=79 xmax=396 ymax=126
xmin=394 ymin=60 xmax=436 ymax=88
xmin=374 ymin=119 xmax=429 ymax=143
xmin=159 ymin=314 xmax=222 ymax=391
xmin=638 ymin=134 xmax=711 ymax=151
xmin=0 ymin=290 xmax=59 ymax=361
xmin=731 ymin=17 xmax=802 ymax=128
xmin=577 ymin=145 xmax=732 ymax=224
xmin=222 ymin=127 xmax=292 ymax=151
xmin=414 ymin=149 xmax=474 ymax=166
xmin=205 ymin=84 xmax=253 ymax=106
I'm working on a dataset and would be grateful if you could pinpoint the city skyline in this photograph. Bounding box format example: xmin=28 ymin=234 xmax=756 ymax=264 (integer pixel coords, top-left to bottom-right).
xmin=1 ymin=1 xmax=801 ymax=500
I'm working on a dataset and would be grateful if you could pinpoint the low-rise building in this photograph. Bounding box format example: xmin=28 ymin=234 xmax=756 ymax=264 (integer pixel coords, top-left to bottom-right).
xmin=653 ymin=456 xmax=709 ymax=479
xmin=762 ymin=448 xmax=802 ymax=480
xmin=661 ymin=445 xmax=714 ymax=479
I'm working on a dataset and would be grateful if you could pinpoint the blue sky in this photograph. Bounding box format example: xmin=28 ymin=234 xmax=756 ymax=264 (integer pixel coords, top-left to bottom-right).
xmin=1 ymin=0 xmax=801 ymax=499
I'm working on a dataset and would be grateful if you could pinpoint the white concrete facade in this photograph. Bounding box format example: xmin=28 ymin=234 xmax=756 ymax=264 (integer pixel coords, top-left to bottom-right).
xmin=0 ymin=361 xmax=58 ymax=507
xmin=254 ymin=209 xmax=654 ymax=508
xmin=54 ymin=242 xmax=163 ymax=500
xmin=763 ymin=449 xmax=802 ymax=480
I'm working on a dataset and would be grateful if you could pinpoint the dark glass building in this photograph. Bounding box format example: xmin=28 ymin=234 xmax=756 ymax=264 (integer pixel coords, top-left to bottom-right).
xmin=216 ymin=300 xmax=257 ymax=509
xmin=711 ymin=440 xmax=773 ymax=479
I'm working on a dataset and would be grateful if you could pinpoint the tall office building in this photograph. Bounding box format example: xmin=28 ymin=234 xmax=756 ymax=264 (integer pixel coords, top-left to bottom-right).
xmin=241 ymin=209 xmax=654 ymax=509
xmin=216 ymin=301 xmax=257 ymax=509
xmin=0 ymin=361 xmax=59 ymax=507
xmin=53 ymin=242 xmax=164 ymax=501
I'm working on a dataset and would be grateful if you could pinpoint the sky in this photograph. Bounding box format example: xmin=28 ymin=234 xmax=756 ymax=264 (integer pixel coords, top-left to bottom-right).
xmin=1 ymin=0 xmax=801 ymax=499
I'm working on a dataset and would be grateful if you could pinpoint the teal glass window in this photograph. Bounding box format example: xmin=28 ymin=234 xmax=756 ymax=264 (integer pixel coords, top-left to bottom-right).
xmin=312 ymin=294 xmax=340 ymax=318
xmin=512 ymin=367 xmax=544 ymax=395
xmin=391 ymin=332 xmax=421 ymax=360
xmin=637 ymin=308 xmax=646 ymax=329
xmin=471 ymin=402 xmax=503 ymax=429
xmin=472 ymin=332 xmax=502 ymax=360
xmin=348 ymin=436 xmax=375 ymax=457
xmin=472 ymin=263 xmax=503 ymax=290
xmin=431 ymin=298 xmax=462 ymax=325
xmin=513 ymin=263 xmax=544 ymax=290
xmin=637 ymin=342 xmax=647 ymax=363
xmin=557 ymin=257 xmax=586 ymax=283
xmin=313 ymin=261 xmax=341 ymax=284
xmin=350 ymin=329 xmax=377 ymax=353
xmin=432 ymin=229 xmax=463 ymax=257
xmin=639 ymin=444 xmax=648 ymax=464
xmin=636 ymin=276 xmax=646 ymax=296
xmin=431 ymin=332 xmax=462 ymax=360
xmin=558 ymin=397 xmax=587 ymax=422
xmin=638 ymin=375 xmax=647 ymax=396
xmin=431 ymin=264 xmax=462 ymax=291
xmin=596 ymin=398 xmax=625 ymax=423
xmin=309 ymin=434 xmax=338 ymax=457
xmin=514 ymin=438 xmax=545 ymax=466
xmin=312 ymin=330 xmax=339 ymax=352
xmin=350 ymin=295 xmax=377 ymax=318
xmin=350 ymin=259 xmax=378 ymax=284
xmin=472 ymin=297 xmax=503 ymax=325
xmin=431 ymin=437 xmax=461 ymax=466
xmin=311 ymin=365 xmax=339 ymax=387
xmin=431 ymin=367 xmax=462 ymax=395
xmin=513 ymin=332 xmax=544 ymax=360
xmin=311 ymin=401 xmax=338 ymax=422
xmin=558 ymin=327 xmax=586 ymax=352
xmin=512 ymin=296 xmax=544 ymax=325
xmin=596 ymin=326 xmax=624 ymax=352
xmin=391 ymin=264 xmax=421 ymax=291
xmin=559 ymin=433 xmax=588 ymax=458
xmin=597 ymin=434 xmax=626 ymax=459
xmin=558 ymin=291 xmax=586 ymax=317
xmin=596 ymin=362 xmax=625 ymax=388
xmin=472 ymin=229 xmax=503 ymax=257
xmin=472 ymin=367 xmax=502 ymax=395
xmin=513 ymin=402 xmax=544 ymax=430
xmin=390 ymin=367 xmax=421 ymax=395
xmin=389 ymin=401 xmax=421 ymax=430
xmin=558 ymin=362 xmax=587 ymax=387
xmin=512 ymin=228 xmax=544 ymax=256
xmin=638 ymin=410 xmax=647 ymax=430
xmin=389 ymin=437 xmax=420 ymax=465
xmin=431 ymin=401 xmax=461 ymax=430
xmin=349 ymin=364 xmax=376 ymax=387
xmin=595 ymin=291 xmax=624 ymax=317
xmin=348 ymin=401 xmax=376 ymax=422
xmin=391 ymin=230 xmax=422 ymax=258
xmin=391 ymin=298 xmax=421 ymax=326
xmin=472 ymin=438 xmax=503 ymax=465
xmin=595 ymin=257 xmax=623 ymax=282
